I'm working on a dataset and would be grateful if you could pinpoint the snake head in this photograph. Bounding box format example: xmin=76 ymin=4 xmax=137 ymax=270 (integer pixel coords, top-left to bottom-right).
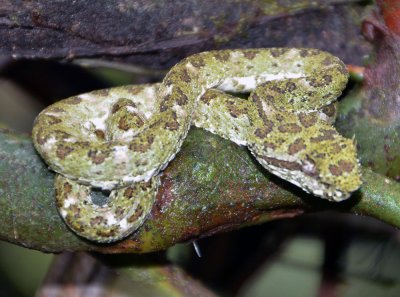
xmin=249 ymin=131 xmax=362 ymax=202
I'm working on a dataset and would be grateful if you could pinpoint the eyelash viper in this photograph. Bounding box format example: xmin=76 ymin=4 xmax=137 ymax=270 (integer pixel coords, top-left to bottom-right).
xmin=32 ymin=48 xmax=362 ymax=242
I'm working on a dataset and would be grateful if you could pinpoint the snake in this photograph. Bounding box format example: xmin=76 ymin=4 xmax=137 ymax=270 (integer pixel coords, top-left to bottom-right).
xmin=32 ymin=48 xmax=362 ymax=243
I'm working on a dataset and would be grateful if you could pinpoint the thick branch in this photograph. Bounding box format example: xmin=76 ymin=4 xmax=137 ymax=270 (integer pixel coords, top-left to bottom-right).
xmin=0 ymin=127 xmax=399 ymax=254
xmin=0 ymin=0 xmax=370 ymax=67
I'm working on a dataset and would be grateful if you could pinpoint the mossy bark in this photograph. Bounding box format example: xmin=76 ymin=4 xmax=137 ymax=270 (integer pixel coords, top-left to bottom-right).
xmin=1 ymin=127 xmax=399 ymax=253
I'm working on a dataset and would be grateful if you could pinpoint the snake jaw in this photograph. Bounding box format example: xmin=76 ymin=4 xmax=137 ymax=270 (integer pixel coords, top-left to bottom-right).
xmin=250 ymin=145 xmax=361 ymax=202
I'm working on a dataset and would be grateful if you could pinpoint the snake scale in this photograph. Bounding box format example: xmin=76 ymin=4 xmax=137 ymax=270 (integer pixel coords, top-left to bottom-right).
xmin=32 ymin=48 xmax=362 ymax=242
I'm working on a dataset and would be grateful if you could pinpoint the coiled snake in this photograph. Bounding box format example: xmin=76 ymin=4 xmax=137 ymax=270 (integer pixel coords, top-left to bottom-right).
xmin=32 ymin=48 xmax=362 ymax=242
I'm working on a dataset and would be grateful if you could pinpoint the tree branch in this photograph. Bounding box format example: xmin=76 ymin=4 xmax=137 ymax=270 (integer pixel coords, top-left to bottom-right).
xmin=1 ymin=126 xmax=399 ymax=253
xmin=1 ymin=0 xmax=370 ymax=67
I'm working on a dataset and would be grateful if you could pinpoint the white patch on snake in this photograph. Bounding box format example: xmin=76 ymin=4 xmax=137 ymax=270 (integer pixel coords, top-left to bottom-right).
xmin=302 ymin=161 xmax=316 ymax=174
xmin=172 ymin=105 xmax=186 ymax=118
xmin=106 ymin=213 xmax=117 ymax=225
xmin=119 ymin=219 xmax=128 ymax=230
xmin=122 ymin=167 xmax=157 ymax=184
xmin=313 ymin=189 xmax=324 ymax=197
xmin=126 ymin=106 xmax=136 ymax=113
xmin=142 ymin=87 xmax=158 ymax=115
xmin=144 ymin=86 xmax=157 ymax=97
xmin=185 ymin=62 xmax=198 ymax=73
xmin=90 ymin=114 xmax=108 ymax=130
xmin=63 ymin=196 xmax=77 ymax=208
xmin=286 ymin=48 xmax=301 ymax=59
xmin=218 ymin=77 xmax=256 ymax=92
xmin=141 ymin=168 xmax=158 ymax=182
xmin=165 ymin=85 xmax=173 ymax=95
xmin=333 ymin=191 xmax=343 ymax=200
xmin=82 ymin=121 xmax=93 ymax=130
xmin=78 ymin=93 xmax=94 ymax=101
xmin=62 ymin=138 xmax=76 ymax=143
xmin=120 ymin=130 xmax=136 ymax=138
xmin=89 ymin=180 xmax=118 ymax=190
xmin=225 ymin=51 xmax=236 ymax=58
xmin=259 ymin=72 xmax=304 ymax=81
xmin=44 ymin=112 xmax=62 ymax=117
xmin=42 ymin=137 xmax=57 ymax=151
xmin=259 ymin=100 xmax=274 ymax=116
xmin=219 ymin=73 xmax=304 ymax=93
xmin=228 ymin=136 xmax=247 ymax=146
xmin=60 ymin=209 xmax=68 ymax=218
xmin=113 ymin=146 xmax=130 ymax=162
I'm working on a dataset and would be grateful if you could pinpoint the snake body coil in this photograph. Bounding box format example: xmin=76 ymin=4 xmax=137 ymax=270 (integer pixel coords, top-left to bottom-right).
xmin=32 ymin=48 xmax=361 ymax=242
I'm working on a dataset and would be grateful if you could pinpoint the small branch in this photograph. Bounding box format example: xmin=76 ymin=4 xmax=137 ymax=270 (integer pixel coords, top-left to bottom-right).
xmin=37 ymin=253 xmax=217 ymax=297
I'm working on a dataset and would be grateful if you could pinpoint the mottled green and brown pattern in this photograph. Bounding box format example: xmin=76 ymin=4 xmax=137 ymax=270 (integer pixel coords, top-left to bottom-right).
xmin=32 ymin=48 xmax=362 ymax=243
xmin=55 ymin=175 xmax=158 ymax=241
